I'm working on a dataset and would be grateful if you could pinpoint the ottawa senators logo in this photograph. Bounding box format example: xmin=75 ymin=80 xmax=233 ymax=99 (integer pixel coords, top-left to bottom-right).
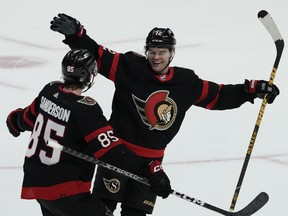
xmin=77 ymin=96 xmax=97 ymax=106
xmin=132 ymin=90 xmax=177 ymax=131
xmin=103 ymin=178 xmax=121 ymax=193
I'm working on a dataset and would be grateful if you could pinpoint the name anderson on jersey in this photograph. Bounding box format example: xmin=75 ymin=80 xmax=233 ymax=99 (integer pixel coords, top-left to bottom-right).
xmin=40 ymin=96 xmax=71 ymax=122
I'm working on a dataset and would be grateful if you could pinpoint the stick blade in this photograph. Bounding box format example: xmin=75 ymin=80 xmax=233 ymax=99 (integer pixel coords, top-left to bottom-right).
xmin=233 ymin=192 xmax=269 ymax=216
xmin=257 ymin=10 xmax=283 ymax=43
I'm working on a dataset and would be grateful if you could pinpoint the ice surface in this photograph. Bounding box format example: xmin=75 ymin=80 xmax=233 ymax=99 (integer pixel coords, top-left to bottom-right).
xmin=1 ymin=0 xmax=288 ymax=215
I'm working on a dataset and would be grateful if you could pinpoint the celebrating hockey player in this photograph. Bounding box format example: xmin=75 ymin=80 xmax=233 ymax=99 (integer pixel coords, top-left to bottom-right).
xmin=50 ymin=14 xmax=280 ymax=216
xmin=6 ymin=49 xmax=169 ymax=216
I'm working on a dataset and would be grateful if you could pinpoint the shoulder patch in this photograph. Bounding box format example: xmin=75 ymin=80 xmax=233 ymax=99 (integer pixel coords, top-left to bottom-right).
xmin=77 ymin=96 xmax=97 ymax=106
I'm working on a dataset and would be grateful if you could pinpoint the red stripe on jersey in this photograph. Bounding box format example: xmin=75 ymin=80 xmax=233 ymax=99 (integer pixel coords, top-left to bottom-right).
xmin=93 ymin=140 xmax=122 ymax=158
xmin=121 ymin=139 xmax=165 ymax=158
xmin=206 ymin=84 xmax=223 ymax=109
xmin=23 ymin=106 xmax=34 ymax=128
xmin=97 ymin=46 xmax=104 ymax=70
xmin=195 ymin=80 xmax=209 ymax=103
xmin=29 ymin=100 xmax=36 ymax=116
xmin=109 ymin=53 xmax=120 ymax=82
xmin=21 ymin=180 xmax=91 ymax=200
xmin=85 ymin=125 xmax=113 ymax=142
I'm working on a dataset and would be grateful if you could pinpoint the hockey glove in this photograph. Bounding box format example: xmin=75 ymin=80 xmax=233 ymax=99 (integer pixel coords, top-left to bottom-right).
xmin=149 ymin=160 xmax=171 ymax=199
xmin=244 ymin=79 xmax=280 ymax=104
xmin=50 ymin=13 xmax=84 ymax=37
xmin=6 ymin=108 xmax=24 ymax=137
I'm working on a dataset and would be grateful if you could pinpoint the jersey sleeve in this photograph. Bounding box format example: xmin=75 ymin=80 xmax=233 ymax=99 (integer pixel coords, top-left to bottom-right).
xmin=72 ymin=97 xmax=145 ymax=173
xmin=16 ymin=100 xmax=37 ymax=131
xmin=63 ymin=32 xmax=127 ymax=82
xmin=15 ymin=83 xmax=52 ymax=131
xmin=192 ymin=76 xmax=254 ymax=110
xmin=71 ymin=98 xmax=122 ymax=158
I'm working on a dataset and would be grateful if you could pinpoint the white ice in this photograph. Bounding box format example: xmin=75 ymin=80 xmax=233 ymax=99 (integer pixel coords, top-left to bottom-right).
xmin=1 ymin=0 xmax=288 ymax=215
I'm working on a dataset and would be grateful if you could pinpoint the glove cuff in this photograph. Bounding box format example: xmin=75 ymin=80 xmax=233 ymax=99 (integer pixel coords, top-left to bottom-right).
xmin=149 ymin=160 xmax=163 ymax=174
xmin=63 ymin=28 xmax=87 ymax=44
xmin=6 ymin=108 xmax=24 ymax=137
xmin=76 ymin=25 xmax=84 ymax=38
xmin=244 ymin=79 xmax=258 ymax=94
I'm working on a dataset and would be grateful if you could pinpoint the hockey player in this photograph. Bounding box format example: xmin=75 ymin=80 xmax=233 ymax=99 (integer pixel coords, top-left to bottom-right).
xmin=6 ymin=49 xmax=168 ymax=216
xmin=50 ymin=14 xmax=280 ymax=216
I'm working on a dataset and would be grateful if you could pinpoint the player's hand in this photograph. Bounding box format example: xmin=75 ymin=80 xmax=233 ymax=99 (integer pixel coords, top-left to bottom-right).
xmin=50 ymin=13 xmax=84 ymax=37
xmin=149 ymin=160 xmax=171 ymax=199
xmin=244 ymin=79 xmax=280 ymax=104
xmin=6 ymin=109 xmax=24 ymax=137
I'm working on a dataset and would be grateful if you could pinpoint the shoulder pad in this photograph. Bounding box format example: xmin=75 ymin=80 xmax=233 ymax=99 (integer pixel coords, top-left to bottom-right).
xmin=77 ymin=96 xmax=97 ymax=106
xmin=131 ymin=51 xmax=145 ymax=58
xmin=49 ymin=81 xmax=63 ymax=86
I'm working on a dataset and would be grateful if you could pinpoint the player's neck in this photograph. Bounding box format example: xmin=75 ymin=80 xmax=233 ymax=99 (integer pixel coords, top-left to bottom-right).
xmin=62 ymin=87 xmax=82 ymax=96
xmin=155 ymin=67 xmax=170 ymax=75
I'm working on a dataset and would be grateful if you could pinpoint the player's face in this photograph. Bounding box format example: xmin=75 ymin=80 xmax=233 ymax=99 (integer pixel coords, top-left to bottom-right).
xmin=147 ymin=47 xmax=172 ymax=74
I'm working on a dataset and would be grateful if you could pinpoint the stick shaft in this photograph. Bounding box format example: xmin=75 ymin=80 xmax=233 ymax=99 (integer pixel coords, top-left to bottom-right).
xmin=47 ymin=141 xmax=268 ymax=216
xmin=229 ymin=10 xmax=284 ymax=211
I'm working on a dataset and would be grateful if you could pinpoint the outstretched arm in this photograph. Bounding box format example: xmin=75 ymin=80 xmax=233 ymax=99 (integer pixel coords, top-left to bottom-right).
xmin=50 ymin=13 xmax=98 ymax=56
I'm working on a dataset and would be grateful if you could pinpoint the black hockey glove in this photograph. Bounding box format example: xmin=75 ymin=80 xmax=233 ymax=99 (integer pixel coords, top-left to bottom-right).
xmin=244 ymin=79 xmax=280 ymax=104
xmin=50 ymin=13 xmax=84 ymax=37
xmin=149 ymin=160 xmax=171 ymax=199
xmin=6 ymin=108 xmax=24 ymax=137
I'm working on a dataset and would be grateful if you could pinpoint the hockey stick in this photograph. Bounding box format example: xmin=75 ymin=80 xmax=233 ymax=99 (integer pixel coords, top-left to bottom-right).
xmin=229 ymin=10 xmax=284 ymax=211
xmin=47 ymin=140 xmax=268 ymax=215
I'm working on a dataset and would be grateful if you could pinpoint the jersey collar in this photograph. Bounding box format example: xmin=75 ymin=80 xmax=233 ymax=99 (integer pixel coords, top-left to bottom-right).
xmin=155 ymin=67 xmax=174 ymax=82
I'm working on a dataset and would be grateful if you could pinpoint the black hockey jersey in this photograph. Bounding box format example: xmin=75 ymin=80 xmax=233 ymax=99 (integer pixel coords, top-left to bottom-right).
xmin=18 ymin=82 xmax=124 ymax=200
xmin=64 ymin=34 xmax=256 ymax=159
